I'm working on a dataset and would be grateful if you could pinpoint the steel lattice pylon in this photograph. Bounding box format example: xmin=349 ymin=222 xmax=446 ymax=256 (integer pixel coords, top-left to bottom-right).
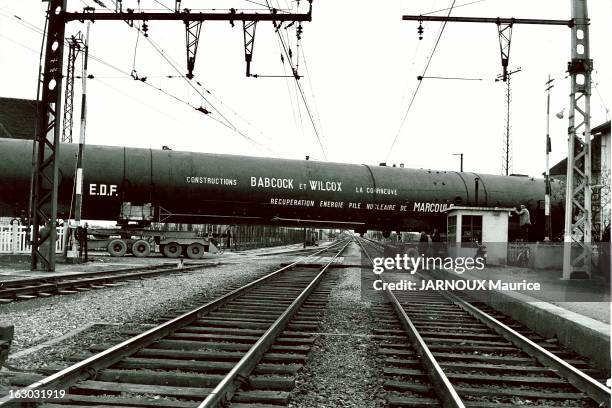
xmin=497 ymin=22 xmax=513 ymax=82
xmin=61 ymin=33 xmax=84 ymax=143
xmin=31 ymin=0 xmax=67 ymax=271
xmin=243 ymin=20 xmax=257 ymax=77
xmin=498 ymin=67 xmax=521 ymax=176
xmin=185 ymin=20 xmax=203 ymax=80
xmin=502 ymin=75 xmax=512 ymax=175
xmin=563 ymin=0 xmax=593 ymax=278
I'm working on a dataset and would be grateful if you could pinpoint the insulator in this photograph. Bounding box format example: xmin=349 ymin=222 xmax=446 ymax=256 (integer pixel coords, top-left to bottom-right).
xmin=297 ymin=24 xmax=303 ymax=40
xmin=417 ymin=21 xmax=424 ymax=40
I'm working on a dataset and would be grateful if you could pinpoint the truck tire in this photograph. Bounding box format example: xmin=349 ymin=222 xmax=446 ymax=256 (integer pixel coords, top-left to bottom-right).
xmin=108 ymin=239 xmax=127 ymax=257
xmin=162 ymin=242 xmax=182 ymax=258
xmin=132 ymin=239 xmax=151 ymax=258
xmin=186 ymin=243 xmax=205 ymax=259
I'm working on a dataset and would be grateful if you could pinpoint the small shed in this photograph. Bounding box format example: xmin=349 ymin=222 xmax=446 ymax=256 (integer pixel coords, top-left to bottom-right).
xmin=444 ymin=206 xmax=514 ymax=265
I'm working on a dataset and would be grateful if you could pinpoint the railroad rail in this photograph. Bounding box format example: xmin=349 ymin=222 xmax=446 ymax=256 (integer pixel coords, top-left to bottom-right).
xmin=356 ymin=237 xmax=611 ymax=408
xmin=0 ymin=239 xmax=350 ymax=407
xmin=0 ymin=262 xmax=220 ymax=305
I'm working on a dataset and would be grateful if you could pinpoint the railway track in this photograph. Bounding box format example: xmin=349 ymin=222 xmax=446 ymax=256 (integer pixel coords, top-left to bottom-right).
xmin=0 ymin=239 xmax=350 ymax=407
xmin=357 ymin=237 xmax=611 ymax=408
xmin=0 ymin=262 xmax=221 ymax=305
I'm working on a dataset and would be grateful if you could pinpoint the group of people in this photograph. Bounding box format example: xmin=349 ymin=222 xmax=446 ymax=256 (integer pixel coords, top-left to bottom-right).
xmin=417 ymin=228 xmax=443 ymax=256
xmin=31 ymin=220 xmax=89 ymax=262
xmin=207 ymin=228 xmax=234 ymax=250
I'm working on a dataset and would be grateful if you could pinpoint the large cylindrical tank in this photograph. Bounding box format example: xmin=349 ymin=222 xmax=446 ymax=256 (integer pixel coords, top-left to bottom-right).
xmin=0 ymin=138 xmax=564 ymax=234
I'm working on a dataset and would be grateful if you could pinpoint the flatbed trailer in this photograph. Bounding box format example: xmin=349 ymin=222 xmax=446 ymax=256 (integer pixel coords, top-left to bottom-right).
xmin=88 ymin=228 xmax=221 ymax=259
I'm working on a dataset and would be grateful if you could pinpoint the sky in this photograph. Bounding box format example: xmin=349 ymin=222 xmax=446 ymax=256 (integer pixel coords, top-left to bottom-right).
xmin=0 ymin=0 xmax=610 ymax=178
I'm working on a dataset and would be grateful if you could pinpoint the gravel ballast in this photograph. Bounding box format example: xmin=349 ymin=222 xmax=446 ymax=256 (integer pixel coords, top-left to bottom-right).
xmin=0 ymin=254 xmax=294 ymax=371
xmin=290 ymin=267 xmax=385 ymax=408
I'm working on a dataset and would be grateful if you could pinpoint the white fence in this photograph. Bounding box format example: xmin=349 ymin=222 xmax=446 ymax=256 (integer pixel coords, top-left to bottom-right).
xmin=0 ymin=224 xmax=65 ymax=254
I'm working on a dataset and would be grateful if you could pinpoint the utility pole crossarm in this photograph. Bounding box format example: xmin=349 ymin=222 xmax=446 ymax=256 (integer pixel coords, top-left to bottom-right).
xmin=64 ymin=10 xmax=312 ymax=22
xmin=402 ymin=15 xmax=573 ymax=26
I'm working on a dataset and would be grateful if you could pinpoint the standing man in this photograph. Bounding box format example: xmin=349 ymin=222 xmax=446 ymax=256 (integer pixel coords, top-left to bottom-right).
xmin=38 ymin=220 xmax=51 ymax=260
xmin=431 ymin=228 xmax=441 ymax=243
xmin=418 ymin=231 xmax=429 ymax=256
xmin=225 ymin=227 xmax=232 ymax=250
xmin=431 ymin=228 xmax=441 ymax=256
xmin=76 ymin=223 xmax=89 ymax=262
xmin=514 ymin=205 xmax=531 ymax=242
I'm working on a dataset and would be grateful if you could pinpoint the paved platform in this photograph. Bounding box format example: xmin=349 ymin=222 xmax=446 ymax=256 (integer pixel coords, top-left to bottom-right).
xmin=430 ymin=266 xmax=611 ymax=373
xmin=460 ymin=265 xmax=610 ymax=322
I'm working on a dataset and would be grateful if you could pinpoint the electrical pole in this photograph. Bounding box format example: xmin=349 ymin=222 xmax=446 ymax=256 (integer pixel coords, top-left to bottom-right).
xmin=62 ymin=32 xmax=84 ymax=143
xmin=32 ymin=2 xmax=314 ymax=271
xmin=403 ymin=1 xmax=593 ymax=278
xmin=545 ymin=75 xmax=554 ymax=241
xmin=496 ymin=68 xmax=522 ymax=175
xmin=503 ymin=74 xmax=512 ymax=175
xmin=74 ymin=23 xmax=89 ymax=226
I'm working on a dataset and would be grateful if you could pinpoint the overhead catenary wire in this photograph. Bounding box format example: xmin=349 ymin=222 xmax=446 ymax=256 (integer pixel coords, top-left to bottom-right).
xmin=0 ymin=30 xmax=198 ymax=126
xmin=592 ymin=71 xmax=610 ymax=121
xmin=93 ymin=0 xmax=274 ymax=148
xmin=54 ymin=0 xmax=278 ymax=154
xmin=296 ymin=41 xmax=326 ymax=145
xmin=266 ymin=0 xmax=328 ymax=160
xmin=422 ymin=0 xmax=486 ymax=16
xmin=276 ymin=33 xmax=304 ymax=155
xmin=268 ymin=14 xmax=307 ymax=150
xmin=384 ymin=0 xmax=457 ymax=162
xmin=0 ymin=13 xmax=189 ymax=121
xmin=1 ymin=8 xmax=279 ymax=156
xmin=283 ymin=37 xmax=327 ymax=160
xmin=109 ymin=0 xmax=292 ymax=155
xmin=112 ymin=15 xmax=277 ymax=147
xmin=397 ymin=0 xmax=487 ymax=118
xmin=135 ymin=31 xmax=280 ymax=155
xmin=15 ymin=1 xmax=316 ymax=157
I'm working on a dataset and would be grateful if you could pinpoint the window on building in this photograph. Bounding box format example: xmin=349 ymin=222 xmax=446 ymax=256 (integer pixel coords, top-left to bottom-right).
xmin=447 ymin=215 xmax=457 ymax=242
xmin=461 ymin=215 xmax=482 ymax=243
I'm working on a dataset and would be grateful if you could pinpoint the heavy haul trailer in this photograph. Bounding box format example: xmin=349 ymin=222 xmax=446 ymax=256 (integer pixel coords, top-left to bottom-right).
xmin=0 ymin=138 xmax=565 ymax=241
xmin=88 ymin=229 xmax=219 ymax=258
xmin=84 ymin=203 xmax=222 ymax=258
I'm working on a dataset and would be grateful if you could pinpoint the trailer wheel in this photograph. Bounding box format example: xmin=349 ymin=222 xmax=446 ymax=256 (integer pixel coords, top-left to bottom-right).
xmin=132 ymin=239 xmax=151 ymax=258
xmin=162 ymin=242 xmax=182 ymax=258
xmin=186 ymin=243 xmax=205 ymax=259
xmin=108 ymin=239 xmax=127 ymax=257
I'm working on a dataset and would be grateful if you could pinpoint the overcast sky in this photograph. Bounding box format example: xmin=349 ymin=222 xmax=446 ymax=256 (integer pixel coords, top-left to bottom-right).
xmin=0 ymin=0 xmax=610 ymax=178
